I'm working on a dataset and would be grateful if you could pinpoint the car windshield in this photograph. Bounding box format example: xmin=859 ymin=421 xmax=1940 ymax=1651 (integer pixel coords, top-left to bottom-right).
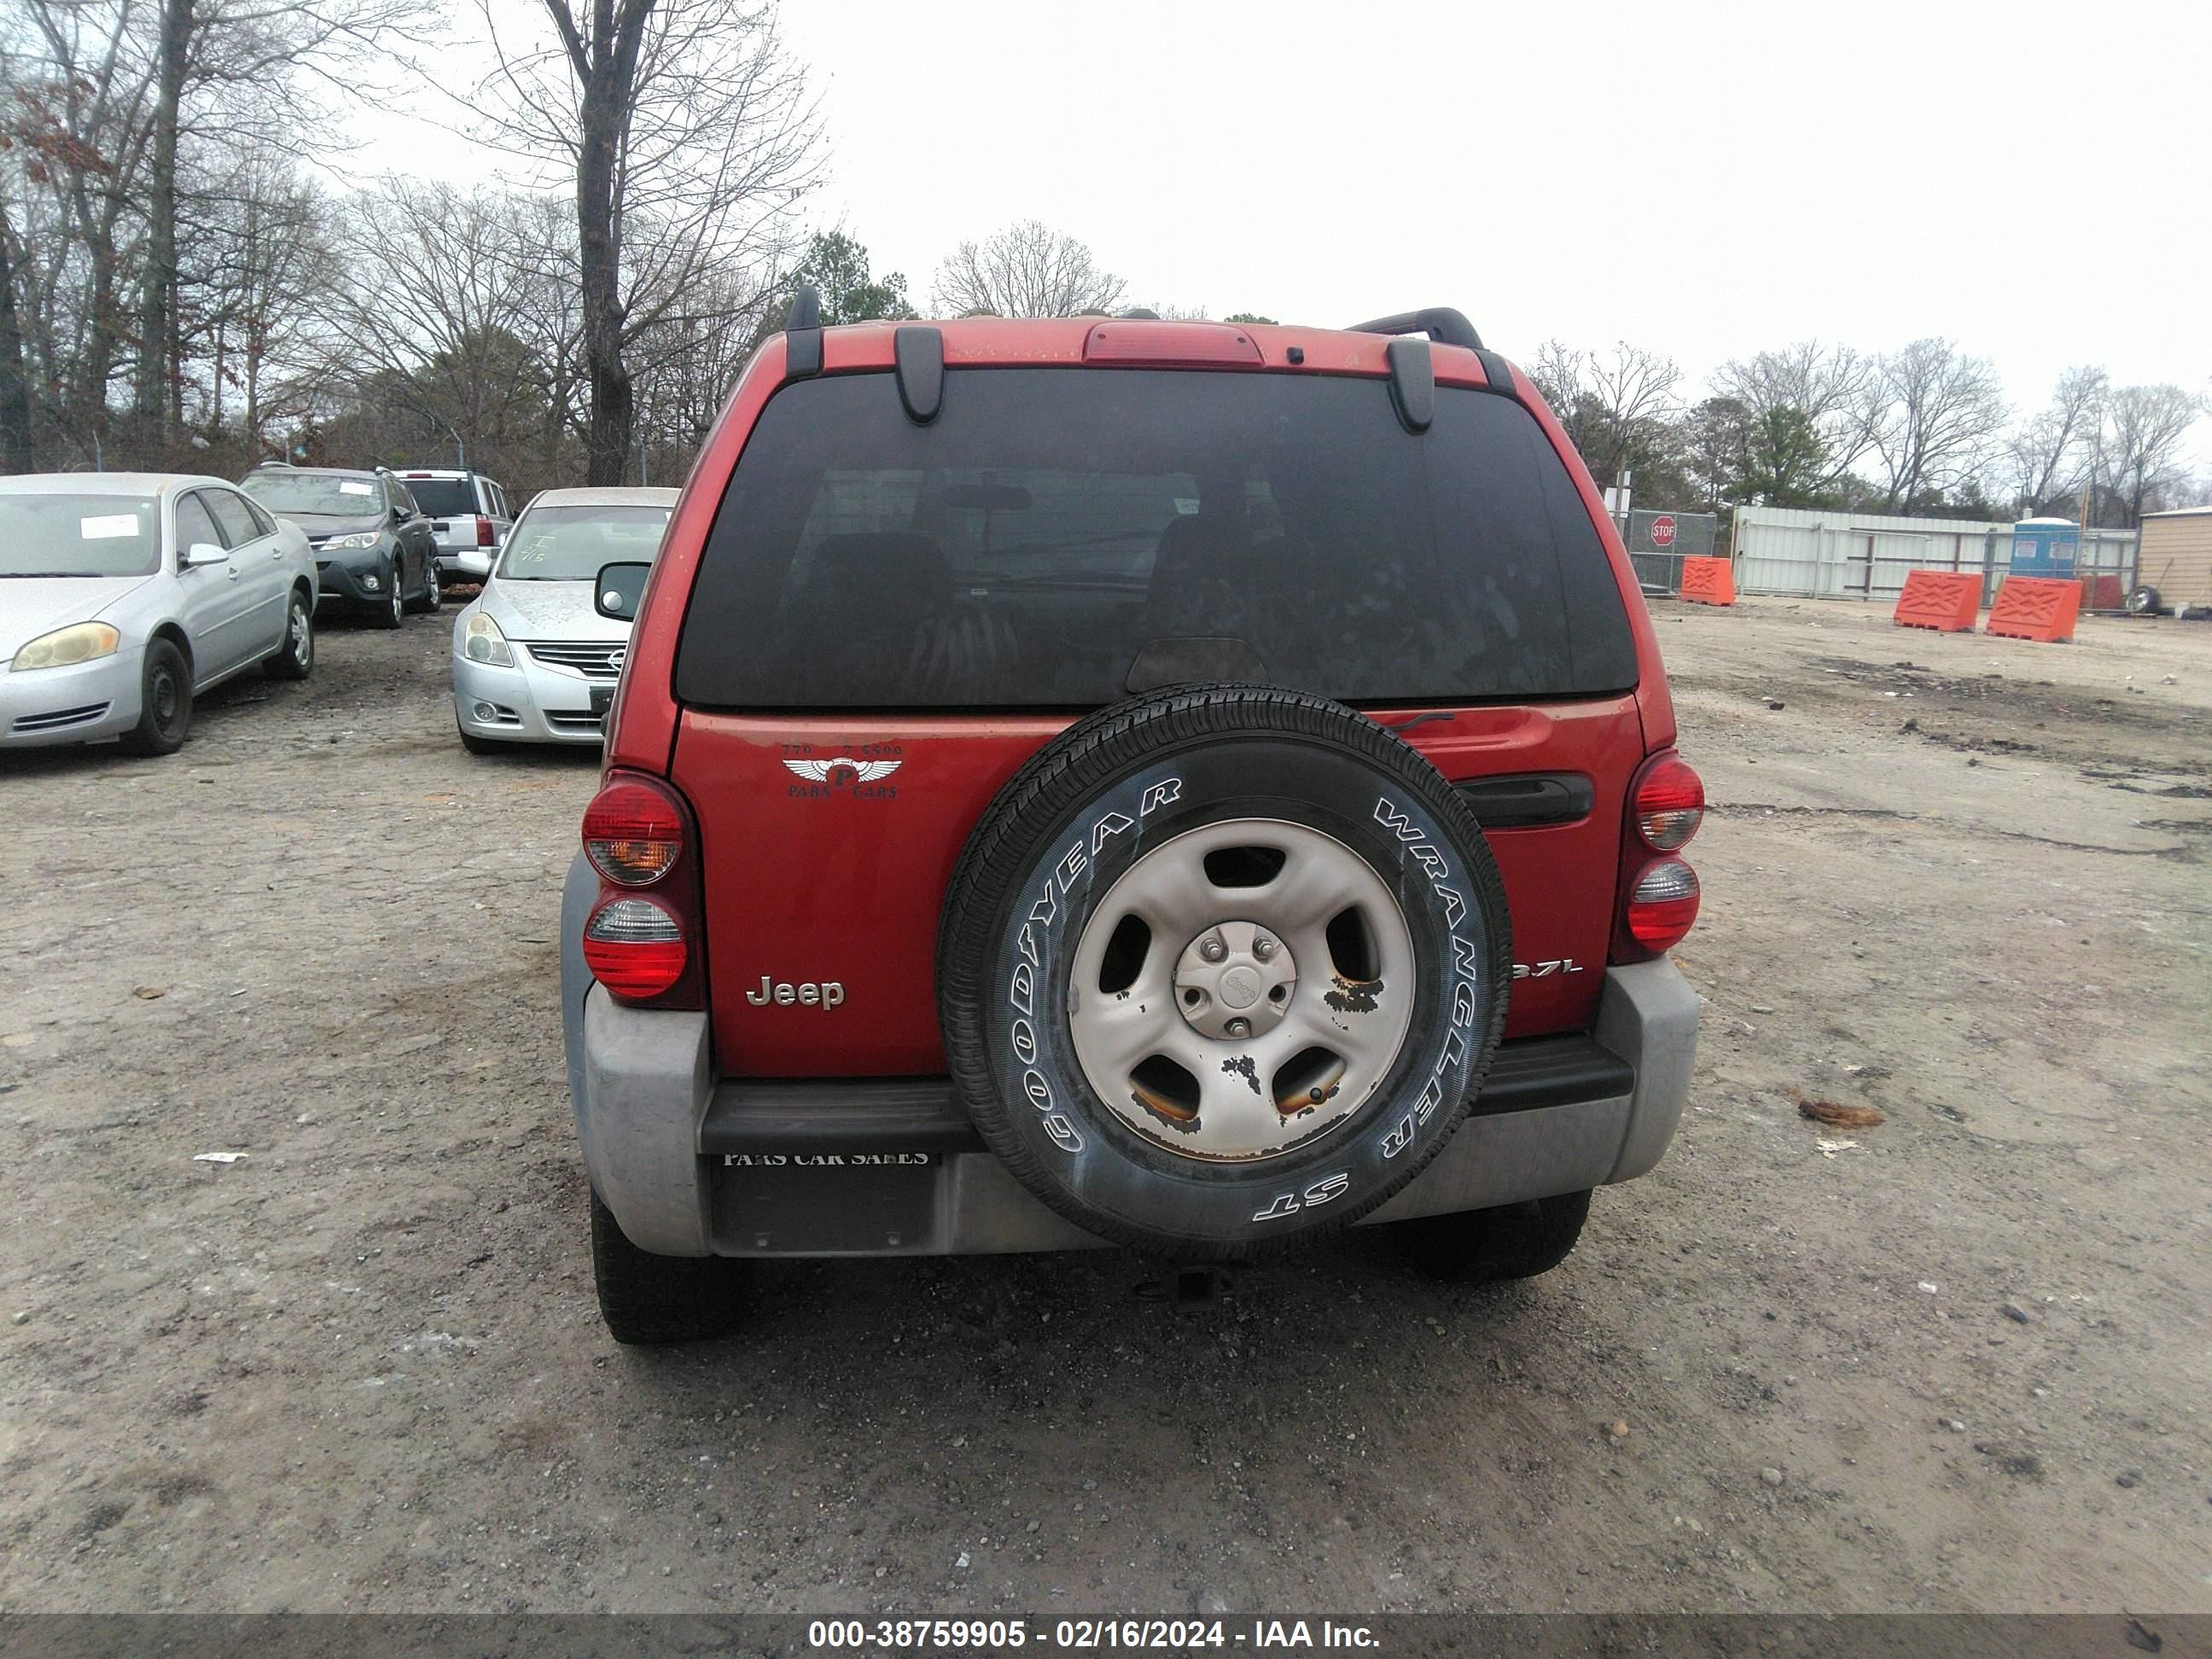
xmin=0 ymin=493 xmax=164 ymax=578
xmin=402 ymin=478 xmax=477 ymax=516
xmin=496 ymin=505 xmax=670 ymax=581
xmin=242 ymin=472 xmax=383 ymax=515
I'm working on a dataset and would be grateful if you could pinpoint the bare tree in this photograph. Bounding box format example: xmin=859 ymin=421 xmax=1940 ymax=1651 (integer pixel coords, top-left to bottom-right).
xmin=323 ymin=180 xmax=558 ymax=460
xmin=2095 ymin=384 xmax=2206 ymax=527
xmin=485 ymin=0 xmax=823 ymax=485
xmin=0 ymin=196 xmax=30 ymax=467
xmin=1867 ymin=338 xmax=2008 ymax=511
xmin=631 ymin=264 xmax=770 ymax=482
xmin=129 ymin=0 xmax=440 ymax=451
xmin=930 ymin=220 xmax=1125 ymax=318
xmin=1528 ymin=339 xmax=1681 ymax=487
xmin=1710 ymin=341 xmax=1883 ymax=489
xmin=4 ymin=0 xmax=160 ymax=459
xmin=2004 ymin=364 xmax=2106 ymax=514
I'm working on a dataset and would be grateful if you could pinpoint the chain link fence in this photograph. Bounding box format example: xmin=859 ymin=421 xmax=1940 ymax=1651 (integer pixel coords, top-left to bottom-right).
xmin=1621 ymin=509 xmax=1718 ymax=597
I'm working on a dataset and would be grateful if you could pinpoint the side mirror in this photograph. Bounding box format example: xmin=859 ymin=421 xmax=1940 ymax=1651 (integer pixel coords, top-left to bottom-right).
xmin=390 ymin=504 xmax=409 ymax=524
xmin=595 ymin=561 xmax=651 ymax=621
xmin=183 ymin=542 xmax=229 ymax=569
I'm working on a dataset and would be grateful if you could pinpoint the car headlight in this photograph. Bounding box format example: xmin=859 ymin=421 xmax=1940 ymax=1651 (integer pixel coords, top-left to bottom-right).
xmin=12 ymin=621 xmax=122 ymax=672
xmin=322 ymin=531 xmax=381 ymax=550
xmin=463 ymin=612 xmax=514 ymax=667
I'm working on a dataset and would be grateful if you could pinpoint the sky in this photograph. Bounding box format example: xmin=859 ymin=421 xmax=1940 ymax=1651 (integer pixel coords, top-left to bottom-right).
xmin=346 ymin=0 xmax=2212 ymax=461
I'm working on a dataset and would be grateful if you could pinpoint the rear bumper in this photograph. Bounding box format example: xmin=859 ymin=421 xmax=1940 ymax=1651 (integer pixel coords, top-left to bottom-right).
xmin=562 ymin=859 xmax=1698 ymax=1258
xmin=434 ymin=547 xmax=494 ymax=583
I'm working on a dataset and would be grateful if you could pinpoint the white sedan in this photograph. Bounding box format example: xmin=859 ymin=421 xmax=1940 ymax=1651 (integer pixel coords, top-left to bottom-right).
xmin=450 ymin=486 xmax=676 ymax=750
xmin=0 ymin=473 xmax=319 ymax=755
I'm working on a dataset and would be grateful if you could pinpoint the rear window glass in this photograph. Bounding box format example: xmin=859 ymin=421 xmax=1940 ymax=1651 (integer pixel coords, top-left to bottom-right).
xmin=675 ymin=369 xmax=1635 ymax=709
xmin=242 ymin=472 xmax=382 ymax=515
xmin=405 ymin=479 xmax=478 ymax=516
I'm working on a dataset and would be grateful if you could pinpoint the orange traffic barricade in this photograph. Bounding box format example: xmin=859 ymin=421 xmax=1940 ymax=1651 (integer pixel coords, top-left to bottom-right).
xmin=1893 ymin=570 xmax=1980 ymax=632
xmin=1678 ymin=556 xmax=1736 ymax=606
xmin=1984 ymin=577 xmax=2081 ymax=643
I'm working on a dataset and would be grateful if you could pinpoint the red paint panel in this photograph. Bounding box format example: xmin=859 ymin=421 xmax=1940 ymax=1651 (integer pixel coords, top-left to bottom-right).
xmin=674 ymin=698 xmax=1644 ymax=1077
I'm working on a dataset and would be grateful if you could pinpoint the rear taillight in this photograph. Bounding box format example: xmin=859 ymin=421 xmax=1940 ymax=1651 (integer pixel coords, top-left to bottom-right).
xmin=583 ymin=780 xmax=683 ymax=884
xmin=583 ymin=898 xmax=688 ymax=998
xmin=1613 ymin=750 xmax=1704 ymax=962
xmin=475 ymin=515 xmax=494 ymax=547
xmin=579 ymin=771 xmax=701 ymax=1008
xmin=1625 ymin=859 xmax=1701 ymax=952
xmin=1633 ymin=752 xmax=1705 ymax=851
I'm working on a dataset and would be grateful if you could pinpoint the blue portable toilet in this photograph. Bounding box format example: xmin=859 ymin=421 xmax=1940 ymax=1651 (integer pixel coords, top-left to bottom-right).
xmin=2010 ymin=517 xmax=2080 ymax=580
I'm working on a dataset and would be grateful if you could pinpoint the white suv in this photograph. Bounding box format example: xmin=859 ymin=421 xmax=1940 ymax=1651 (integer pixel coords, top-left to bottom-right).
xmin=395 ymin=469 xmax=514 ymax=587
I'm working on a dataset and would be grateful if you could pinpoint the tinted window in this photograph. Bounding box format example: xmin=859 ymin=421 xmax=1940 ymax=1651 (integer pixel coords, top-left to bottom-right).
xmin=242 ymin=497 xmax=278 ymax=538
xmin=389 ymin=481 xmax=418 ymax=516
xmin=174 ymin=493 xmax=224 ymax=556
xmin=406 ymin=478 xmax=477 ymax=516
xmin=675 ymin=370 xmax=1635 ymax=709
xmin=0 ymin=493 xmax=162 ymax=578
xmin=202 ymin=489 xmax=262 ymax=547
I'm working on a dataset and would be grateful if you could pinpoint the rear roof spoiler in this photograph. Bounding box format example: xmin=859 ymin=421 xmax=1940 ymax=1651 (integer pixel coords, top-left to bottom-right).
xmin=1346 ymin=307 xmax=1483 ymax=352
xmin=1348 ymin=307 xmax=1516 ymax=402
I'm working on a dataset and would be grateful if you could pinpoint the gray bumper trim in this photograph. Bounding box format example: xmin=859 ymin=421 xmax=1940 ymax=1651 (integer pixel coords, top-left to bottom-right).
xmin=568 ymin=956 xmax=1700 ymax=1259
xmin=1595 ymin=958 xmax=1701 ymax=1183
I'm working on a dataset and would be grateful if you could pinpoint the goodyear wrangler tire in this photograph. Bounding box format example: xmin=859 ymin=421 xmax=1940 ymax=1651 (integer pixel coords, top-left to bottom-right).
xmin=938 ymin=685 xmax=1511 ymax=1260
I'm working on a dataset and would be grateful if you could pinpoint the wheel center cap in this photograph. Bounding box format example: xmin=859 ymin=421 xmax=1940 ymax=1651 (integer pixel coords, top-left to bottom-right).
xmin=1173 ymin=922 xmax=1298 ymax=1041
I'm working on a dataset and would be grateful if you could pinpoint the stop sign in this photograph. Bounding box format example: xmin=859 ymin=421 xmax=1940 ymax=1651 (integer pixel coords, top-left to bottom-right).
xmin=1650 ymin=515 xmax=1678 ymax=549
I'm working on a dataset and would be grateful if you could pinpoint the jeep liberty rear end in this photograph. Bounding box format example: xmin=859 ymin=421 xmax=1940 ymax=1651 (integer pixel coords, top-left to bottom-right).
xmin=561 ymin=299 xmax=1703 ymax=1344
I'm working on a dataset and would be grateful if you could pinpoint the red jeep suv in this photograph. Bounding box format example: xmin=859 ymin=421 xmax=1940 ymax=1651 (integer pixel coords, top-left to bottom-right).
xmin=559 ymin=296 xmax=1703 ymax=1343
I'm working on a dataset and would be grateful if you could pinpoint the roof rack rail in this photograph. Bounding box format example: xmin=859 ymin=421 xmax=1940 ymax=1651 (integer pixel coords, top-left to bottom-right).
xmin=1347 ymin=308 xmax=1483 ymax=351
xmin=785 ymin=282 xmax=824 ymax=379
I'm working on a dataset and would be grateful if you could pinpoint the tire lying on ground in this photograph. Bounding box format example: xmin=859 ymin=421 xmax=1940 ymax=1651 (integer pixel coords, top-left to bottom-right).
xmin=939 ymin=684 xmax=1511 ymax=1260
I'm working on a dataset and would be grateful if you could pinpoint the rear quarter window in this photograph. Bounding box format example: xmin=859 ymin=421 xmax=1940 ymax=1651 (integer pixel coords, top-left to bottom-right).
xmin=675 ymin=368 xmax=1635 ymax=709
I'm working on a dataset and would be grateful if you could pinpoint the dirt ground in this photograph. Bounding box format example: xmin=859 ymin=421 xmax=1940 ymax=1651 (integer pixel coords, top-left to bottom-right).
xmin=0 ymin=594 xmax=2207 ymax=1616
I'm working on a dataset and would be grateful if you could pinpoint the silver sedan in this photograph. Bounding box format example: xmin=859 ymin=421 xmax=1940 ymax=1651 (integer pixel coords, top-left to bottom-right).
xmin=449 ymin=486 xmax=677 ymax=750
xmin=1 ymin=472 xmax=319 ymax=755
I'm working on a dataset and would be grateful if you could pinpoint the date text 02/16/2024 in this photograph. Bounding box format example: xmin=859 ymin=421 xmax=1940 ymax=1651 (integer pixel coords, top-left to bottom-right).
xmin=804 ymin=1618 xmax=1380 ymax=1650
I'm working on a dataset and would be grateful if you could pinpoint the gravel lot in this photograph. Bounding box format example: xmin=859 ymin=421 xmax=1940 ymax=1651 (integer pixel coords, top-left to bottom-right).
xmin=1 ymin=596 xmax=2207 ymax=1615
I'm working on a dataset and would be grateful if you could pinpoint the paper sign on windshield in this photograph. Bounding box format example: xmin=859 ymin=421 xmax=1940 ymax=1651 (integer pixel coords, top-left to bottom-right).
xmin=339 ymin=481 xmax=375 ymax=496
xmin=80 ymin=515 xmax=141 ymax=539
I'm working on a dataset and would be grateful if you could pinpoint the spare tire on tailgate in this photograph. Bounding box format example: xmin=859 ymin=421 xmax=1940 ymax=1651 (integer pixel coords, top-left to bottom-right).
xmin=938 ymin=685 xmax=1511 ymax=1260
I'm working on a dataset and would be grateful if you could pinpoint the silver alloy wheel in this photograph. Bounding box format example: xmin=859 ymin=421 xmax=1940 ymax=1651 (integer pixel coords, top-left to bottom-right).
xmin=424 ymin=559 xmax=442 ymax=612
xmin=1065 ymin=818 xmax=1417 ymax=1162
xmin=388 ymin=568 xmax=405 ymax=625
xmin=288 ymin=598 xmax=311 ymax=668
